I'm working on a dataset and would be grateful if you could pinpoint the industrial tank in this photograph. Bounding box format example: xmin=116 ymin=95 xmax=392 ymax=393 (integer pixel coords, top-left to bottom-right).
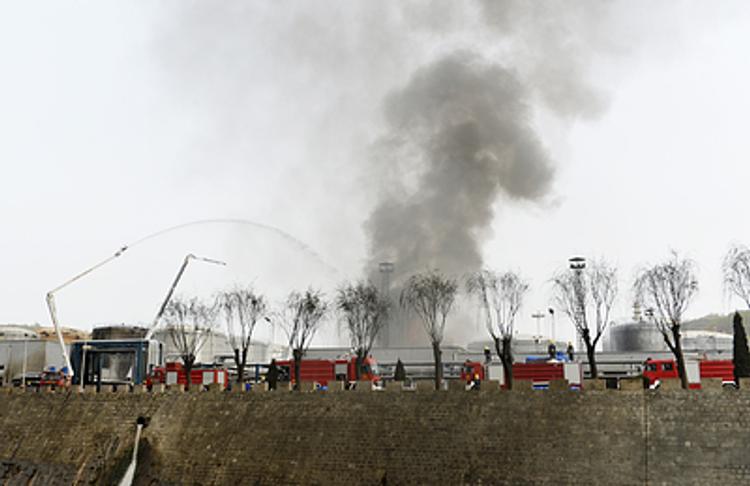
xmin=92 ymin=325 xmax=147 ymax=340
xmin=605 ymin=321 xmax=667 ymax=352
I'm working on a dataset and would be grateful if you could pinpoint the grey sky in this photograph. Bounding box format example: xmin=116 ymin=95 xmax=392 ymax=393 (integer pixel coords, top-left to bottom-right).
xmin=2 ymin=2 xmax=750 ymax=347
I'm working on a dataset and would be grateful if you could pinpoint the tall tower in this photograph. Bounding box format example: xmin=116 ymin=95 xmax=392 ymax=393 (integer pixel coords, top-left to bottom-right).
xmin=378 ymin=262 xmax=395 ymax=347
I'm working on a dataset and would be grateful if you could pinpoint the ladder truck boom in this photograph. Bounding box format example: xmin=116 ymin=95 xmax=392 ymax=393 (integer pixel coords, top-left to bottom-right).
xmin=144 ymin=254 xmax=226 ymax=341
xmin=46 ymin=246 xmax=129 ymax=379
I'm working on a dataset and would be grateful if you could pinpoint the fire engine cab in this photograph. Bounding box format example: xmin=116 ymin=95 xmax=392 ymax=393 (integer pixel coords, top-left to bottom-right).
xmin=643 ymin=358 xmax=735 ymax=389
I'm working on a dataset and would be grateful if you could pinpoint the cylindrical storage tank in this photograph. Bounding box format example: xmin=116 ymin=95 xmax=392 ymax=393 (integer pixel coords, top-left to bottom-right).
xmin=92 ymin=326 xmax=148 ymax=340
xmin=606 ymin=322 xmax=667 ymax=352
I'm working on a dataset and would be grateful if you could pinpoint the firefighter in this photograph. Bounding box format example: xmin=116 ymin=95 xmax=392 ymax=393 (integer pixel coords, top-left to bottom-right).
xmin=472 ymin=372 xmax=481 ymax=391
xmin=483 ymin=346 xmax=492 ymax=364
xmin=463 ymin=360 xmax=474 ymax=389
xmin=548 ymin=341 xmax=557 ymax=360
xmin=566 ymin=342 xmax=575 ymax=362
xmin=266 ymin=359 xmax=279 ymax=391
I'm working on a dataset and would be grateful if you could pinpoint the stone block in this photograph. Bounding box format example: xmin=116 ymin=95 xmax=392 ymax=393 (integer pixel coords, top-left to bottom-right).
xmin=619 ymin=379 xmax=644 ymax=391
xmin=740 ymin=377 xmax=750 ymax=389
xmin=298 ymin=381 xmax=316 ymax=392
xmin=512 ymin=379 xmax=533 ymax=392
xmin=353 ymin=381 xmax=372 ymax=392
xmin=701 ymin=378 xmax=723 ymax=390
xmin=583 ymin=379 xmax=605 ymax=391
xmin=658 ymin=379 xmax=683 ymax=390
xmin=401 ymin=380 xmax=417 ymax=391
xmin=325 ymin=380 xmax=343 ymax=392
xmin=448 ymin=379 xmax=468 ymax=392
xmin=548 ymin=379 xmax=569 ymax=391
xmin=251 ymin=382 xmax=268 ymax=393
xmin=416 ymin=380 xmax=437 ymax=392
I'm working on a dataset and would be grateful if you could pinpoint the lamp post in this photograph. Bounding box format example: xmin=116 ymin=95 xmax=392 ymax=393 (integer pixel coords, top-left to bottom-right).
xmin=531 ymin=312 xmax=546 ymax=344
xmin=569 ymin=256 xmax=587 ymax=353
xmin=548 ymin=308 xmax=556 ymax=342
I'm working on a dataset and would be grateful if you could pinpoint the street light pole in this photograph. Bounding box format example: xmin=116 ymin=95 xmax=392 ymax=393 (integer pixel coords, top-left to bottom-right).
xmin=531 ymin=312 xmax=546 ymax=343
xmin=569 ymin=256 xmax=587 ymax=353
xmin=548 ymin=308 xmax=556 ymax=342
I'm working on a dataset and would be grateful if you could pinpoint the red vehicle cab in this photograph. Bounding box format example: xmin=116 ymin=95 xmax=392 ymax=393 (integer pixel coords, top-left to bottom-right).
xmin=40 ymin=367 xmax=66 ymax=388
xmin=643 ymin=358 xmax=735 ymax=389
xmin=275 ymin=356 xmax=380 ymax=386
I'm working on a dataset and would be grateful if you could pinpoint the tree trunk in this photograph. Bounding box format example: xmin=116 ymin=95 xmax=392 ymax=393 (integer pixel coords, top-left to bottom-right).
xmin=292 ymin=348 xmax=302 ymax=391
xmin=355 ymin=351 xmax=363 ymax=381
xmin=233 ymin=348 xmax=243 ymax=384
xmin=672 ymin=324 xmax=689 ymax=389
xmin=494 ymin=336 xmax=513 ymax=390
xmin=184 ymin=355 xmax=194 ymax=390
xmin=432 ymin=341 xmax=442 ymax=391
xmin=582 ymin=329 xmax=598 ymax=379
xmin=238 ymin=348 xmax=248 ymax=384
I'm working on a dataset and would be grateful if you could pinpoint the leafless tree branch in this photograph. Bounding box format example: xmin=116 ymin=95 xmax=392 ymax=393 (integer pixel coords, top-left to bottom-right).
xmin=336 ymin=281 xmax=389 ymax=379
xmin=218 ymin=287 xmax=267 ymax=383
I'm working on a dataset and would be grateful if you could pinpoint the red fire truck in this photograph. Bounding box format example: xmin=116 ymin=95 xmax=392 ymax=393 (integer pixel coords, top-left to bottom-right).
xmin=148 ymin=362 xmax=229 ymax=389
xmin=39 ymin=367 xmax=67 ymax=389
xmin=461 ymin=361 xmax=575 ymax=389
xmin=275 ymin=356 xmax=381 ymax=386
xmin=643 ymin=358 xmax=735 ymax=389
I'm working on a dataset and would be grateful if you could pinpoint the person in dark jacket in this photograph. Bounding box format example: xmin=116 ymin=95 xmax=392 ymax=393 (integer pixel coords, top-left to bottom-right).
xmin=394 ymin=358 xmax=407 ymax=382
xmin=266 ymin=359 xmax=279 ymax=391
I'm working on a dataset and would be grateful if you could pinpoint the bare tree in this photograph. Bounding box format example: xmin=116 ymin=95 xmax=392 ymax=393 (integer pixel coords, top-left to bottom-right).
xmin=400 ymin=270 xmax=458 ymax=390
xmin=466 ymin=270 xmax=528 ymax=389
xmin=634 ymin=251 xmax=698 ymax=389
xmin=162 ymin=296 xmax=219 ymax=388
xmin=723 ymin=244 xmax=750 ymax=308
xmin=280 ymin=288 xmax=328 ymax=390
xmin=336 ymin=281 xmax=389 ymax=380
xmin=218 ymin=287 xmax=267 ymax=384
xmin=552 ymin=259 xmax=617 ymax=379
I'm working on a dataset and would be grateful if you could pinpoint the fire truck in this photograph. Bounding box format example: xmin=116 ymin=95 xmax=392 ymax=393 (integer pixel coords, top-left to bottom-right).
xmin=643 ymin=358 xmax=735 ymax=389
xmin=461 ymin=360 xmax=583 ymax=389
xmin=39 ymin=366 xmax=67 ymax=389
xmin=275 ymin=356 xmax=381 ymax=386
xmin=148 ymin=362 xmax=228 ymax=389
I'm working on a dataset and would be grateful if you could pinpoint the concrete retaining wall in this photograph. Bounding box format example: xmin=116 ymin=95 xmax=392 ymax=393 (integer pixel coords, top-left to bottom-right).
xmin=1 ymin=388 xmax=749 ymax=485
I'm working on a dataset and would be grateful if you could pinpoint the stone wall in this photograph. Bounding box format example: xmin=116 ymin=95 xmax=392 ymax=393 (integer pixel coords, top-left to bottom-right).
xmin=0 ymin=388 xmax=749 ymax=485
